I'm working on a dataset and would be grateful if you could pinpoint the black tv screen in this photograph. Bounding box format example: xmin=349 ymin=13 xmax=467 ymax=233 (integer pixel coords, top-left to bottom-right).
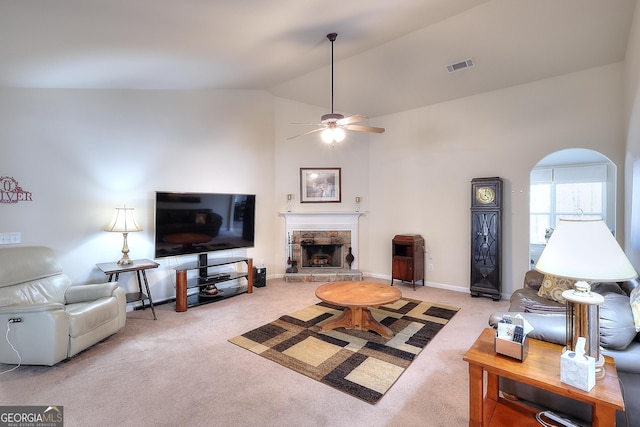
xmin=154 ymin=191 xmax=255 ymax=259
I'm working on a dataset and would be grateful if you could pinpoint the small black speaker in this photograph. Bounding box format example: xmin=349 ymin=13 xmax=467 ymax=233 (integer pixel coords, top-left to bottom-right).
xmin=253 ymin=267 xmax=266 ymax=287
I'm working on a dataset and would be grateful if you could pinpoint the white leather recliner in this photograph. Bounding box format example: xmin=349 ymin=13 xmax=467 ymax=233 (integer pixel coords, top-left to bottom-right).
xmin=0 ymin=246 xmax=126 ymax=366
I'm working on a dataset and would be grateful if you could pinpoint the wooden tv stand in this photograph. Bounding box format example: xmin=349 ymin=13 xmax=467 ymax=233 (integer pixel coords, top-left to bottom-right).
xmin=174 ymin=257 xmax=253 ymax=312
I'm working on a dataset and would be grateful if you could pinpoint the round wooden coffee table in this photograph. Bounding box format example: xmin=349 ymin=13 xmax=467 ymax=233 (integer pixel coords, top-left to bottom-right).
xmin=315 ymin=281 xmax=402 ymax=338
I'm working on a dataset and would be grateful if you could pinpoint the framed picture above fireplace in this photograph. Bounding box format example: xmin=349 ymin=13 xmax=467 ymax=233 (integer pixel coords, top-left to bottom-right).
xmin=300 ymin=167 xmax=341 ymax=203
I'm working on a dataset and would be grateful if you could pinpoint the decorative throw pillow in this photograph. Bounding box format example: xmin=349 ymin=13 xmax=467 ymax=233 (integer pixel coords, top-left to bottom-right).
xmin=630 ymin=286 xmax=640 ymax=333
xmin=194 ymin=213 xmax=207 ymax=224
xmin=537 ymin=274 xmax=575 ymax=303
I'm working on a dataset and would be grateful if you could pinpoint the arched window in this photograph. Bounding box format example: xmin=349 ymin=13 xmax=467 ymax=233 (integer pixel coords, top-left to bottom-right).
xmin=529 ymin=149 xmax=616 ymax=268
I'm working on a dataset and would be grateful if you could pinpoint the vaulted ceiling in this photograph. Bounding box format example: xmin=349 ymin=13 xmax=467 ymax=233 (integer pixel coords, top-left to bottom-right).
xmin=0 ymin=0 xmax=636 ymax=117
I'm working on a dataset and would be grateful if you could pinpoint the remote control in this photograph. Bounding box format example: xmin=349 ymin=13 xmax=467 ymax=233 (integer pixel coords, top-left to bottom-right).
xmin=512 ymin=325 xmax=524 ymax=343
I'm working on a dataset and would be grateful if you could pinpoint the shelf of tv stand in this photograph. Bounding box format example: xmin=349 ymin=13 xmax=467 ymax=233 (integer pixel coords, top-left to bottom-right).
xmin=174 ymin=257 xmax=253 ymax=311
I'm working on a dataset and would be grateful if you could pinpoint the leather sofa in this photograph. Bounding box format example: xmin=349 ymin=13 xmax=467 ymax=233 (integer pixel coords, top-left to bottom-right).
xmin=489 ymin=270 xmax=640 ymax=426
xmin=0 ymin=246 xmax=126 ymax=366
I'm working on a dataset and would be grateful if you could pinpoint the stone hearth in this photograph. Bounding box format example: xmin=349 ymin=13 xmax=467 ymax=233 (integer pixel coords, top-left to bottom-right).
xmin=283 ymin=268 xmax=363 ymax=283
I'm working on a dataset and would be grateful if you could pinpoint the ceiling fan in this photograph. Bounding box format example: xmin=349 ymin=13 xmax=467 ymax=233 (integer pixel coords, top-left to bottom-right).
xmin=288 ymin=33 xmax=385 ymax=143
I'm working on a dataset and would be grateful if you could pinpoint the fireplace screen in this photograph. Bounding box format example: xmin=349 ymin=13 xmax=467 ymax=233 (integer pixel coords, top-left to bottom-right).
xmin=301 ymin=243 xmax=344 ymax=268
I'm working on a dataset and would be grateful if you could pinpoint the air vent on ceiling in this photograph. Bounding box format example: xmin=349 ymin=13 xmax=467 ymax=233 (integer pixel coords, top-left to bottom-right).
xmin=446 ymin=58 xmax=475 ymax=73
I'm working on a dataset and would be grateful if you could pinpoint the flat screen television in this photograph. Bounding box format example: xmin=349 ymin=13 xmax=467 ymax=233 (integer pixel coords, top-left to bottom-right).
xmin=154 ymin=191 xmax=255 ymax=259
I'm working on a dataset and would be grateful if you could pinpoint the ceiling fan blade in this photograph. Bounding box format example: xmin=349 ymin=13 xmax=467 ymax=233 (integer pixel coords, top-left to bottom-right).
xmin=337 ymin=115 xmax=367 ymax=126
xmin=287 ymin=127 xmax=324 ymax=140
xmin=344 ymin=124 xmax=386 ymax=134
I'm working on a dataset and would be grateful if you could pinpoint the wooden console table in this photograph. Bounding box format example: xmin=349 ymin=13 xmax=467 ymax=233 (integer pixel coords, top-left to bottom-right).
xmin=96 ymin=259 xmax=159 ymax=320
xmin=463 ymin=328 xmax=624 ymax=426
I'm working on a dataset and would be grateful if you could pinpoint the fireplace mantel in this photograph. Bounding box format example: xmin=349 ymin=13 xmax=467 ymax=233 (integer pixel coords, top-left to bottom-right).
xmin=280 ymin=212 xmax=363 ymax=218
xmin=280 ymin=212 xmax=363 ymax=270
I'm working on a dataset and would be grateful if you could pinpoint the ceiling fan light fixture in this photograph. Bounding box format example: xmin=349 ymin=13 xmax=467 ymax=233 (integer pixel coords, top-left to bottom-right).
xmin=321 ymin=127 xmax=345 ymax=144
xmin=321 ymin=128 xmax=333 ymax=143
xmin=321 ymin=113 xmax=344 ymax=124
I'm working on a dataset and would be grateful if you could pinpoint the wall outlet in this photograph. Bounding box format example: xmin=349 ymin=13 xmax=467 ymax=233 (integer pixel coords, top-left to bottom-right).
xmin=0 ymin=232 xmax=21 ymax=245
xmin=428 ymin=263 xmax=434 ymax=272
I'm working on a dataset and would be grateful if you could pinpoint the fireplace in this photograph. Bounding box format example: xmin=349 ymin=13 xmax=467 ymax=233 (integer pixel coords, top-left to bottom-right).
xmin=281 ymin=212 xmax=363 ymax=281
xmin=296 ymin=231 xmax=348 ymax=269
xmin=302 ymin=243 xmax=344 ymax=268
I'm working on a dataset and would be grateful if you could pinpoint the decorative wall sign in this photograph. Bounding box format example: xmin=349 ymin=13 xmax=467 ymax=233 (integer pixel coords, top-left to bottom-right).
xmin=0 ymin=176 xmax=33 ymax=204
xmin=300 ymin=167 xmax=341 ymax=203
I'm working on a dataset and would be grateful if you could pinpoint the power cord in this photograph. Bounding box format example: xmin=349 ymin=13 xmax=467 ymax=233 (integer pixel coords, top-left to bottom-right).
xmin=534 ymin=377 xmax=629 ymax=427
xmin=169 ymin=256 xmax=177 ymax=289
xmin=535 ymin=412 xmax=554 ymax=427
xmin=535 ymin=411 xmax=582 ymax=427
xmin=0 ymin=320 xmax=22 ymax=375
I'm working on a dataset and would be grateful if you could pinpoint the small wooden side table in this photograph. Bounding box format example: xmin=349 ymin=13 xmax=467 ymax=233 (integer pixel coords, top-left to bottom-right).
xmin=96 ymin=259 xmax=159 ymax=320
xmin=463 ymin=328 xmax=624 ymax=426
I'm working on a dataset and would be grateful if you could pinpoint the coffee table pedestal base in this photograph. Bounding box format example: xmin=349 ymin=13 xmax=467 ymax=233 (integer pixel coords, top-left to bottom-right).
xmin=321 ymin=306 xmax=394 ymax=338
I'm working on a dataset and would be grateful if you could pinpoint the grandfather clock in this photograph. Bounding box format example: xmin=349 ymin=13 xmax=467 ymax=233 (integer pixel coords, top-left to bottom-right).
xmin=470 ymin=177 xmax=502 ymax=301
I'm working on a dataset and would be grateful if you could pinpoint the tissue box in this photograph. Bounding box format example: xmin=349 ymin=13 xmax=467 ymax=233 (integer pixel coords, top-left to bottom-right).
xmin=560 ymin=349 xmax=595 ymax=392
xmin=494 ymin=335 xmax=528 ymax=361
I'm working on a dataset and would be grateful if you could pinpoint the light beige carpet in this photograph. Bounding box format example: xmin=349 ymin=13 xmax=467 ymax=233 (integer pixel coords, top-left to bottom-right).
xmin=0 ymin=278 xmax=510 ymax=426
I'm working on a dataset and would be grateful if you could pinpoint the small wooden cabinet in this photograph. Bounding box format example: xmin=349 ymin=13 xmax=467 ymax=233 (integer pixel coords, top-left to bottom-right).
xmin=391 ymin=234 xmax=425 ymax=290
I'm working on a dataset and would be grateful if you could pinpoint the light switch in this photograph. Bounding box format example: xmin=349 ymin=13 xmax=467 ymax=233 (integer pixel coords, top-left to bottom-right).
xmin=0 ymin=232 xmax=21 ymax=245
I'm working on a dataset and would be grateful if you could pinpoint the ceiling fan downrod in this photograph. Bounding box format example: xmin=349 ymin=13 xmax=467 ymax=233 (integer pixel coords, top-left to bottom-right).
xmin=328 ymin=33 xmax=337 ymax=116
xmin=322 ymin=33 xmax=343 ymax=123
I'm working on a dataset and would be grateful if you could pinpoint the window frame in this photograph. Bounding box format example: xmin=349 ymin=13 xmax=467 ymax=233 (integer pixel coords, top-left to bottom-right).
xmin=530 ymin=164 xmax=607 ymax=245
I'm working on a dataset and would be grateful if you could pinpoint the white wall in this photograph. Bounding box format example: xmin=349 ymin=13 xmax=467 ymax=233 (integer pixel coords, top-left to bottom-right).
xmin=367 ymin=64 xmax=626 ymax=297
xmin=624 ymin=2 xmax=640 ymax=273
xmin=271 ymin=64 xmax=626 ymax=298
xmin=272 ymin=97 xmax=373 ymax=269
xmin=0 ymin=88 xmax=275 ymax=302
xmin=0 ymin=62 xmax=629 ymax=304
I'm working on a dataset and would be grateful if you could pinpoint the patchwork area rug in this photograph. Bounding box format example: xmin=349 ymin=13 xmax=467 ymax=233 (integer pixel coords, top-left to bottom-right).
xmin=229 ymin=297 xmax=459 ymax=403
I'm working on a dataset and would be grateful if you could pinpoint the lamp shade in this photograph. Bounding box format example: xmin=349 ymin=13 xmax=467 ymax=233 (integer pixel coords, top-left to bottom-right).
xmin=535 ymin=218 xmax=637 ymax=282
xmin=104 ymin=205 xmax=142 ymax=233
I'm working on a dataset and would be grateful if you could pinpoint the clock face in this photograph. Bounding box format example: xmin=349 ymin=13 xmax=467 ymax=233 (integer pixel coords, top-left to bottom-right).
xmin=476 ymin=186 xmax=496 ymax=204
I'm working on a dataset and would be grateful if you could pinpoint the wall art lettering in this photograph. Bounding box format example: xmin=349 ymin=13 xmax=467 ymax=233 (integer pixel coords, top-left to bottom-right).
xmin=0 ymin=176 xmax=33 ymax=204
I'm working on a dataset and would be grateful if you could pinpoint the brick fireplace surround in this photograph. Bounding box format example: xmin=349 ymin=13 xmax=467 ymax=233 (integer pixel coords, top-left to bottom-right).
xmin=281 ymin=212 xmax=363 ymax=282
